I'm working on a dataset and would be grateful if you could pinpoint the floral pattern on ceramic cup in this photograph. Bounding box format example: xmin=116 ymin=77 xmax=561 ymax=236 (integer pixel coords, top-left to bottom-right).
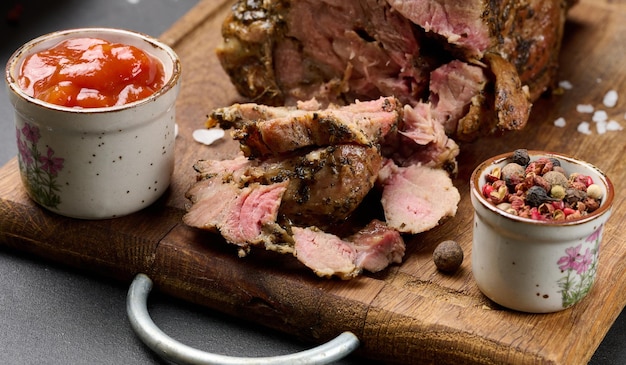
xmin=16 ymin=122 xmax=65 ymax=208
xmin=558 ymin=224 xmax=602 ymax=308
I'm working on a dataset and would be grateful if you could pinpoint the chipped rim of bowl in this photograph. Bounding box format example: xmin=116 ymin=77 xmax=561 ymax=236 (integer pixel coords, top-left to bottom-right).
xmin=470 ymin=150 xmax=615 ymax=227
xmin=5 ymin=27 xmax=181 ymax=114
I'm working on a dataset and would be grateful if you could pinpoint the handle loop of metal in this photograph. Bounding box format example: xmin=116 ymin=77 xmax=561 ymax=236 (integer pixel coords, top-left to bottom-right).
xmin=126 ymin=273 xmax=360 ymax=365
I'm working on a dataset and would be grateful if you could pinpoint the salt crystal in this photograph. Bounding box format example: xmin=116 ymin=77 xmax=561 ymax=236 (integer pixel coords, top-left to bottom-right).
xmin=193 ymin=128 xmax=225 ymax=145
xmin=558 ymin=80 xmax=573 ymax=90
xmin=576 ymin=104 xmax=594 ymax=113
xmin=175 ymin=123 xmax=179 ymax=138
xmin=577 ymin=121 xmax=592 ymax=135
xmin=592 ymin=110 xmax=608 ymax=123
xmin=606 ymin=120 xmax=623 ymax=131
xmin=596 ymin=120 xmax=607 ymax=135
xmin=603 ymin=90 xmax=618 ymax=108
xmin=553 ymin=117 xmax=566 ymax=127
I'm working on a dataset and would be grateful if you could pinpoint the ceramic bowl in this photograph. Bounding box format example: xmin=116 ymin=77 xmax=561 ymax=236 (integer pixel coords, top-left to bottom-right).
xmin=5 ymin=28 xmax=181 ymax=219
xmin=470 ymin=151 xmax=614 ymax=313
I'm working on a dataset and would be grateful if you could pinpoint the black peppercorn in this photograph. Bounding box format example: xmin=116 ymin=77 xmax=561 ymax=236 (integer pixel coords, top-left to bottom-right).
xmin=548 ymin=157 xmax=561 ymax=167
xmin=526 ymin=186 xmax=555 ymax=207
xmin=512 ymin=149 xmax=530 ymax=166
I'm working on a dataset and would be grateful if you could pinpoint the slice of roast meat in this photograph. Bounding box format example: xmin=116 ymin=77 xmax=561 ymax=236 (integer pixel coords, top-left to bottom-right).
xmin=377 ymin=159 xmax=460 ymax=234
xmin=248 ymin=144 xmax=384 ymax=229
xmin=216 ymin=0 xmax=575 ymax=140
xmin=293 ymin=219 xmax=405 ymax=279
xmin=349 ymin=219 xmax=405 ymax=273
xmin=276 ymin=145 xmax=383 ymax=229
xmin=209 ymin=96 xmax=402 ymax=158
xmin=183 ymin=173 xmax=292 ymax=255
xmin=210 ymin=95 xmax=458 ymax=173
xmin=293 ymin=226 xmax=360 ymax=279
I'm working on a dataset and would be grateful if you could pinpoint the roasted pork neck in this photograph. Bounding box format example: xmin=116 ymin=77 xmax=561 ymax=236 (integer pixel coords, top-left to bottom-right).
xmin=216 ymin=0 xmax=575 ymax=140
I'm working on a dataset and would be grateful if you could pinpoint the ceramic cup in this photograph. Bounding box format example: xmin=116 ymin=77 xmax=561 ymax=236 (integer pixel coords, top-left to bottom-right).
xmin=470 ymin=151 xmax=614 ymax=313
xmin=5 ymin=28 xmax=181 ymax=219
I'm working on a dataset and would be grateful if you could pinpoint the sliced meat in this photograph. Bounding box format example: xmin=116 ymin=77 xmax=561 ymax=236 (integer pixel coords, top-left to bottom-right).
xmin=378 ymin=160 xmax=460 ymax=234
xmin=185 ymin=144 xmax=383 ymax=246
xmin=222 ymin=182 xmax=290 ymax=246
xmin=209 ymin=96 xmax=402 ymax=158
xmin=190 ymin=155 xmax=253 ymax=182
xmin=349 ymin=219 xmax=405 ymax=273
xmin=293 ymin=219 xmax=405 ymax=279
xmin=293 ymin=226 xmax=360 ymax=280
xmin=183 ymin=177 xmax=291 ymax=253
xmin=276 ymin=145 xmax=383 ymax=229
xmin=183 ymin=176 xmax=241 ymax=230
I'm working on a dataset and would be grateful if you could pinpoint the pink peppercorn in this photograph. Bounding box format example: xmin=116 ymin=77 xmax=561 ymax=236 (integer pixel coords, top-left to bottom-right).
xmin=482 ymin=184 xmax=494 ymax=198
xmin=530 ymin=207 xmax=543 ymax=220
xmin=563 ymin=207 xmax=576 ymax=216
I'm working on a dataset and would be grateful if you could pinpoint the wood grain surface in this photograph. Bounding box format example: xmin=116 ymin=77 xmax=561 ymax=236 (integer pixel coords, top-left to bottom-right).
xmin=1 ymin=0 xmax=625 ymax=363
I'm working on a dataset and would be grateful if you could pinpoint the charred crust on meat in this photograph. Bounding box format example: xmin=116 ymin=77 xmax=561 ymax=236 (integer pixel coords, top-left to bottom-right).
xmin=318 ymin=117 xmax=355 ymax=145
xmin=216 ymin=0 xmax=291 ymax=105
xmin=442 ymin=160 xmax=459 ymax=178
xmin=381 ymin=97 xmax=396 ymax=113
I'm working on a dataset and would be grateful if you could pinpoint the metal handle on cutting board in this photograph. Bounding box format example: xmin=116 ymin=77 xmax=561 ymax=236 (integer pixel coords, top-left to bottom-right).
xmin=126 ymin=273 xmax=360 ymax=365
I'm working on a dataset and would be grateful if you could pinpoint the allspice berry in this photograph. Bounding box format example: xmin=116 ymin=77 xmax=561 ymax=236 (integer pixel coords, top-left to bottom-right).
xmin=433 ymin=240 xmax=464 ymax=273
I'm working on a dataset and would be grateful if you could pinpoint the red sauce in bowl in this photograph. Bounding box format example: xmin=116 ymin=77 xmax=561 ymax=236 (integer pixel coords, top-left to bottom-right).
xmin=18 ymin=37 xmax=165 ymax=108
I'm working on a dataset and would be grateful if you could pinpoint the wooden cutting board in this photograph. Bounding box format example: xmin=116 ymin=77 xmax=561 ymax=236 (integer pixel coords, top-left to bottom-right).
xmin=1 ymin=0 xmax=625 ymax=363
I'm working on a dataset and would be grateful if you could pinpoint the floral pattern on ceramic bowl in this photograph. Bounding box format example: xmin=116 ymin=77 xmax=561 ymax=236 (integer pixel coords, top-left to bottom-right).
xmin=5 ymin=28 xmax=181 ymax=219
xmin=16 ymin=122 xmax=65 ymax=208
xmin=470 ymin=151 xmax=614 ymax=313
